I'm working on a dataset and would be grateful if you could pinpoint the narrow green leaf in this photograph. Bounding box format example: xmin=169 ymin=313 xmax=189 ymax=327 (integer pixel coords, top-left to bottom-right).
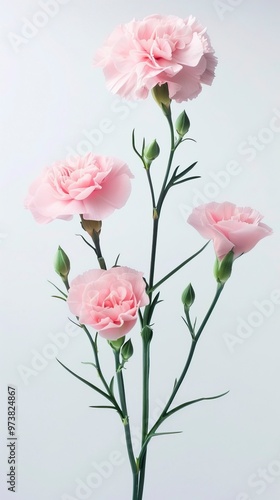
xmin=152 ymin=242 xmax=209 ymax=292
xmin=173 ymin=175 xmax=201 ymax=186
xmin=166 ymin=167 xmax=179 ymax=189
xmin=75 ymin=234 xmax=96 ymax=252
xmin=81 ymin=362 xmax=97 ymax=369
xmin=89 ymin=405 xmax=117 ymax=410
xmin=181 ymin=316 xmax=195 ymax=339
xmin=67 ymin=317 xmax=83 ymax=328
xmin=116 ymin=362 xmax=125 ymax=373
xmin=147 ymin=292 xmax=161 ymax=324
xmin=166 ymin=391 xmax=230 ymax=419
xmin=51 ymin=295 xmax=67 ymax=301
xmin=153 ymin=431 xmax=182 ymax=437
xmin=114 ymin=254 xmax=120 ymax=267
xmin=173 ymin=378 xmax=178 ymax=389
xmin=132 ymin=128 xmax=137 ymax=150
xmin=180 ymin=137 xmax=196 ymax=144
xmin=139 ymin=391 xmax=230 ymax=464
xmin=132 ymin=129 xmax=141 ymax=159
xmin=56 ymin=358 xmax=110 ymax=401
xmin=141 ymin=137 xmax=146 ymax=157
xmin=138 ymin=430 xmax=182 ymax=468
xmin=47 ymin=280 xmax=67 ymax=298
xmin=169 ymin=165 xmax=180 ymax=183
xmin=138 ymin=308 xmax=143 ymax=327
xmin=109 ymin=376 xmax=115 ymax=395
xmin=174 ymin=161 xmax=198 ymax=180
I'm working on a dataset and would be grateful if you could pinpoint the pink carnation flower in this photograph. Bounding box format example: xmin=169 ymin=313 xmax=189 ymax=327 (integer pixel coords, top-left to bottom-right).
xmin=94 ymin=14 xmax=217 ymax=102
xmin=25 ymin=153 xmax=133 ymax=223
xmin=187 ymin=202 xmax=272 ymax=260
xmin=67 ymin=267 xmax=149 ymax=340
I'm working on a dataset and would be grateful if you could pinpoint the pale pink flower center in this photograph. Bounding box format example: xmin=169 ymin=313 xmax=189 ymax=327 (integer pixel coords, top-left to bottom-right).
xmin=86 ymin=281 xmax=137 ymax=325
xmin=48 ymin=160 xmax=111 ymax=199
xmin=211 ymin=208 xmax=263 ymax=225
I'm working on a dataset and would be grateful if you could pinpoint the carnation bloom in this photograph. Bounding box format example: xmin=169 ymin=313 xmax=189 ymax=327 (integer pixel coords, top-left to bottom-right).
xmin=94 ymin=14 xmax=217 ymax=102
xmin=67 ymin=267 xmax=149 ymax=340
xmin=187 ymin=202 xmax=272 ymax=260
xmin=25 ymin=153 xmax=133 ymax=223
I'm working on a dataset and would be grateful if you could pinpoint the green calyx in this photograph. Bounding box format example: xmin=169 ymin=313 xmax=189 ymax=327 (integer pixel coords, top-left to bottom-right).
xmin=214 ymin=250 xmax=234 ymax=284
xmin=109 ymin=337 xmax=125 ymax=352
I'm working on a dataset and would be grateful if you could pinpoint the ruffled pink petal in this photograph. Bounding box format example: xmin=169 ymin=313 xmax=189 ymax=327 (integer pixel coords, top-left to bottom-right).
xmin=25 ymin=154 xmax=133 ymax=223
xmin=67 ymin=266 xmax=149 ymax=340
xmin=94 ymin=14 xmax=217 ymax=103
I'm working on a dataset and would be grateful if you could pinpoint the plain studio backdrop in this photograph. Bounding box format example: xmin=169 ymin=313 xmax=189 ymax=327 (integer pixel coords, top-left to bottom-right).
xmin=1 ymin=1 xmax=280 ymax=499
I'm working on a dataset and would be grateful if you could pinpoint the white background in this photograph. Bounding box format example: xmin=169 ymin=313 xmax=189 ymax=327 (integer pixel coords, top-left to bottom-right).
xmin=1 ymin=1 xmax=280 ymax=499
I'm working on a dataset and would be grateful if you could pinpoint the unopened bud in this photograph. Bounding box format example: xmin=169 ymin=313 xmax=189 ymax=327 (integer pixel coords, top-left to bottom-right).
xmin=54 ymin=246 xmax=70 ymax=280
xmin=181 ymin=283 xmax=195 ymax=309
xmin=144 ymin=139 xmax=160 ymax=168
xmin=121 ymin=339 xmax=133 ymax=361
xmin=175 ymin=110 xmax=190 ymax=137
xmin=151 ymin=83 xmax=171 ymax=114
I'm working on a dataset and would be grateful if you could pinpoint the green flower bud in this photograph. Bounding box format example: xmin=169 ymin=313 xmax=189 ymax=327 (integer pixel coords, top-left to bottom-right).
xmin=54 ymin=246 xmax=70 ymax=280
xmin=141 ymin=325 xmax=153 ymax=344
xmin=181 ymin=283 xmax=195 ymax=309
xmin=214 ymin=250 xmax=234 ymax=284
xmin=109 ymin=337 xmax=125 ymax=351
xmin=121 ymin=339 xmax=134 ymax=361
xmin=144 ymin=139 xmax=160 ymax=168
xmin=151 ymin=83 xmax=171 ymax=114
xmin=175 ymin=110 xmax=190 ymax=137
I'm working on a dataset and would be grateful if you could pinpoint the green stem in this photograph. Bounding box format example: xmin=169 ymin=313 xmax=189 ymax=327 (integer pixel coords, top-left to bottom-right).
xmin=137 ymin=334 xmax=151 ymax=499
xmin=146 ymin=169 xmax=156 ymax=210
xmin=148 ymin=217 xmax=159 ymax=290
xmin=150 ymin=242 xmax=209 ymax=292
xmin=142 ymin=283 xmax=225 ymax=448
xmin=148 ymin=110 xmax=175 ymax=293
xmin=185 ymin=308 xmax=195 ymax=339
xmin=137 ymin=108 xmax=176 ymax=500
xmin=141 ymin=339 xmax=151 ymax=443
xmin=158 ymin=110 xmax=175 ymax=202
xmin=82 ymin=326 xmax=123 ymax=417
xmin=168 ymin=283 xmax=224 ymax=406
xmin=60 ymin=279 xmax=122 ymax=416
xmin=137 ymin=452 xmax=147 ymax=500
xmin=92 ymin=230 xmax=107 ymax=270
xmin=195 ymin=283 xmax=224 ymax=341
xmin=114 ymin=351 xmax=138 ymax=499
xmin=62 ymin=277 xmax=70 ymax=291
